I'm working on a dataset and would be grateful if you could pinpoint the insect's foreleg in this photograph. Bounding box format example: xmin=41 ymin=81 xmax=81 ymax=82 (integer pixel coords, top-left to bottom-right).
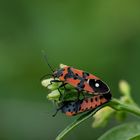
xmin=47 ymin=79 xmax=62 ymax=88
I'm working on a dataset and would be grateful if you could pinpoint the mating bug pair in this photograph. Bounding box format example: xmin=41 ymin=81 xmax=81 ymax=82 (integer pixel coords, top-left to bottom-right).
xmin=42 ymin=61 xmax=111 ymax=116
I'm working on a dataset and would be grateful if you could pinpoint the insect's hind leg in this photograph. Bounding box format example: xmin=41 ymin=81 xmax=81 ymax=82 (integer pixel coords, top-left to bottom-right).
xmin=52 ymin=107 xmax=61 ymax=117
xmin=52 ymin=102 xmax=66 ymax=117
xmin=58 ymin=83 xmax=68 ymax=101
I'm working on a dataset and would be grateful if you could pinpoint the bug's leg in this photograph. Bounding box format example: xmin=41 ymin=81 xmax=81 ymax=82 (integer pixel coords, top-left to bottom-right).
xmin=52 ymin=108 xmax=60 ymax=117
xmin=52 ymin=100 xmax=61 ymax=117
xmin=59 ymin=83 xmax=67 ymax=93
xmin=57 ymin=88 xmax=63 ymax=101
xmin=52 ymin=102 xmax=66 ymax=117
xmin=59 ymin=83 xmax=67 ymax=89
xmin=57 ymin=83 xmax=68 ymax=101
xmin=47 ymin=79 xmax=62 ymax=88
xmin=50 ymin=79 xmax=62 ymax=84
xmin=63 ymin=83 xmax=67 ymax=91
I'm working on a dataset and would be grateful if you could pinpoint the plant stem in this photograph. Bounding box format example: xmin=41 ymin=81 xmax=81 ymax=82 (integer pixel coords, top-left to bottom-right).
xmin=109 ymin=98 xmax=140 ymax=117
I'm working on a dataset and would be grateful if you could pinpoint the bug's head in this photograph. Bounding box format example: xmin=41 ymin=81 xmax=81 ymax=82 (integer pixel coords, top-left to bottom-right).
xmin=88 ymin=79 xmax=110 ymax=94
xmin=53 ymin=68 xmax=64 ymax=78
xmin=52 ymin=70 xmax=57 ymax=77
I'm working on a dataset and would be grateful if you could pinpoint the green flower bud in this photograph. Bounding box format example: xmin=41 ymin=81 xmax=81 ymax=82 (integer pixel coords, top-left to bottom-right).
xmin=92 ymin=106 xmax=114 ymax=128
xmin=59 ymin=64 xmax=68 ymax=68
xmin=47 ymin=90 xmax=60 ymax=100
xmin=119 ymin=80 xmax=131 ymax=96
xmin=41 ymin=78 xmax=62 ymax=90
xmin=120 ymin=96 xmax=131 ymax=104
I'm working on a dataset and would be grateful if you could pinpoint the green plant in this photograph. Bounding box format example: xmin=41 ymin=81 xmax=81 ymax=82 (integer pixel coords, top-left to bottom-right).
xmin=41 ymin=64 xmax=140 ymax=140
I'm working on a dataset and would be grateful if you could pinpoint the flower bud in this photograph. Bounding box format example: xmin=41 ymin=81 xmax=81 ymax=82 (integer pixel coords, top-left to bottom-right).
xmin=60 ymin=64 xmax=67 ymax=68
xmin=47 ymin=90 xmax=60 ymax=100
xmin=119 ymin=80 xmax=130 ymax=96
xmin=92 ymin=106 xmax=114 ymax=128
xmin=41 ymin=78 xmax=62 ymax=90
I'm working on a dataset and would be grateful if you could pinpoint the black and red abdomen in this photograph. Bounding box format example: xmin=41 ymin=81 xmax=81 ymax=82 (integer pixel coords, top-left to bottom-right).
xmin=61 ymin=93 xmax=111 ymax=116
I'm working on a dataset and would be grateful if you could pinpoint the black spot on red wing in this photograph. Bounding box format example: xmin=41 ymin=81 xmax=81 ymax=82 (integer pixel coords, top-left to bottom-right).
xmin=74 ymin=76 xmax=78 ymax=80
xmin=99 ymin=96 xmax=103 ymax=99
xmin=75 ymin=73 xmax=78 ymax=76
xmin=64 ymin=67 xmax=75 ymax=79
xmin=82 ymin=72 xmax=90 ymax=79
xmin=90 ymin=98 xmax=93 ymax=102
xmin=82 ymin=72 xmax=85 ymax=77
xmin=95 ymin=97 xmax=98 ymax=101
xmin=85 ymin=99 xmax=88 ymax=103
xmin=64 ymin=75 xmax=67 ymax=80
xmin=81 ymin=84 xmax=85 ymax=88
xmin=77 ymin=82 xmax=80 ymax=86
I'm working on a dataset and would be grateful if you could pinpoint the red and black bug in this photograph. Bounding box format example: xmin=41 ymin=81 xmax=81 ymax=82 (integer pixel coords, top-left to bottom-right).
xmin=41 ymin=54 xmax=111 ymax=117
xmin=50 ymin=66 xmax=110 ymax=95
xmin=54 ymin=92 xmax=111 ymax=116
xmin=42 ymin=53 xmax=110 ymax=99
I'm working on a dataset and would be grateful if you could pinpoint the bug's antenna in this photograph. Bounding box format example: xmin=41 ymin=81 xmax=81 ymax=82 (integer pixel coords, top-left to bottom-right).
xmin=42 ymin=50 xmax=54 ymax=73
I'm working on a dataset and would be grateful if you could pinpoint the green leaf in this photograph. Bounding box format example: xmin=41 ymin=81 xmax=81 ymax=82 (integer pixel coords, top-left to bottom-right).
xmin=130 ymin=135 xmax=140 ymax=140
xmin=98 ymin=122 xmax=140 ymax=140
xmin=56 ymin=103 xmax=108 ymax=140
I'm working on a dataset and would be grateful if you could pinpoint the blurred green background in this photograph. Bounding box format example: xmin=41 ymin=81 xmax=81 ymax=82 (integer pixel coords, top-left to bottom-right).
xmin=0 ymin=0 xmax=140 ymax=140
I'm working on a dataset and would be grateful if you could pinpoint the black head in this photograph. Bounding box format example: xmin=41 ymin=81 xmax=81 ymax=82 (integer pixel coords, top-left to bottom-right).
xmin=88 ymin=79 xmax=110 ymax=94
